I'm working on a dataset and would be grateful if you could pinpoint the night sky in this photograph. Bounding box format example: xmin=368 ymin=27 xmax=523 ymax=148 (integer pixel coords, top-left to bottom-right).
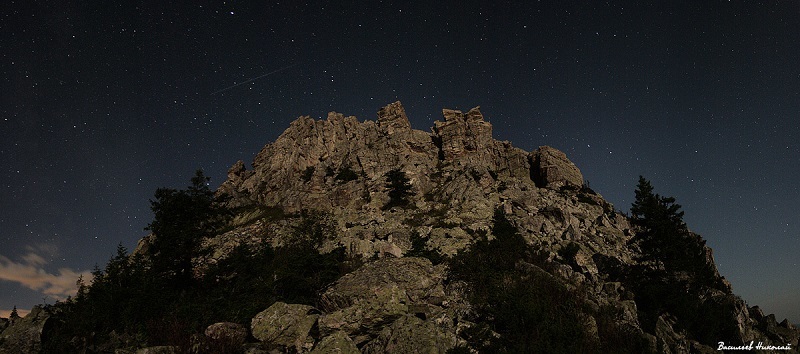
xmin=2 ymin=1 xmax=798 ymax=322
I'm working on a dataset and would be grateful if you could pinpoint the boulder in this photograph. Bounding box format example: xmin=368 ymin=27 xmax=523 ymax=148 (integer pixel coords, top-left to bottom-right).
xmin=317 ymin=284 xmax=410 ymax=338
xmin=310 ymin=331 xmax=361 ymax=354
xmin=530 ymin=145 xmax=583 ymax=188
xmin=251 ymin=302 xmax=319 ymax=351
xmin=361 ymin=315 xmax=458 ymax=354
xmin=318 ymin=257 xmax=447 ymax=338
xmin=320 ymin=257 xmax=446 ymax=311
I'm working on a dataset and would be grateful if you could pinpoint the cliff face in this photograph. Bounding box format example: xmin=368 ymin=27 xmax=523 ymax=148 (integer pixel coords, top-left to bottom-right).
xmin=219 ymin=101 xmax=546 ymax=212
xmin=217 ymin=101 xmax=595 ymax=258
xmin=146 ymin=101 xmax=796 ymax=353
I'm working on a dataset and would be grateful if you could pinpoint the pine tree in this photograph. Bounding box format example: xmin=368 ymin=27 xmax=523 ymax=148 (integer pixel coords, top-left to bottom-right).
xmin=9 ymin=306 xmax=20 ymax=321
xmin=630 ymin=176 xmax=685 ymax=269
xmin=630 ymin=176 xmax=715 ymax=281
xmin=383 ymin=168 xmax=415 ymax=210
xmin=146 ymin=169 xmax=228 ymax=288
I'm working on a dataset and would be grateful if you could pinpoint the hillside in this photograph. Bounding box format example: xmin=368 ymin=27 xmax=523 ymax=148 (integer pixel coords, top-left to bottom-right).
xmin=2 ymin=101 xmax=796 ymax=353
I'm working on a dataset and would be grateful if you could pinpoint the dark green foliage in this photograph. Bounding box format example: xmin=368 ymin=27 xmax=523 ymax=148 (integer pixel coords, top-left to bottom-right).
xmin=258 ymin=205 xmax=286 ymax=221
xmin=146 ymin=169 xmax=230 ymax=288
xmin=301 ymin=166 xmax=315 ymax=182
xmin=200 ymin=237 xmax=359 ymax=321
xmin=626 ymin=176 xmax=731 ymax=346
xmin=630 ymin=176 xmax=685 ymax=267
xmin=469 ymin=169 xmax=482 ymax=182
xmin=497 ymin=181 xmax=508 ymax=192
xmin=405 ymin=231 xmax=443 ymax=264
xmin=41 ymin=172 xmax=358 ymax=352
xmin=629 ymin=176 xmax=719 ymax=282
xmin=42 ymin=245 xmax=156 ymax=352
xmin=197 ymin=242 xmax=278 ymax=324
xmin=9 ymin=306 xmax=19 ymax=320
xmin=382 ymin=168 xmax=415 ymax=210
xmin=558 ymin=242 xmax=581 ymax=271
xmin=273 ymin=245 xmax=358 ymax=307
xmin=289 ymin=209 xmax=334 ymax=247
xmin=334 ymin=165 xmax=359 ymax=183
xmin=448 ymin=209 xmax=598 ymax=353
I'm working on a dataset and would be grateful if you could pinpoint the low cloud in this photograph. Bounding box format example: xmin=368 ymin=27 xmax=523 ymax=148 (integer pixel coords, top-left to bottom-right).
xmin=0 ymin=250 xmax=93 ymax=300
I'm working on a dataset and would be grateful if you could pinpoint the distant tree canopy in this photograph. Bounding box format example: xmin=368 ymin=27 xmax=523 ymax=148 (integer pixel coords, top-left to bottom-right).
xmin=145 ymin=169 xmax=229 ymax=286
xmin=383 ymin=168 xmax=415 ymax=210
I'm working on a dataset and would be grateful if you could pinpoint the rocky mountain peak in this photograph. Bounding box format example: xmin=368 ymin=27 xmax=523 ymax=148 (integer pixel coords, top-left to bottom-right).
xmin=376 ymin=100 xmax=411 ymax=134
xmin=434 ymin=106 xmax=493 ymax=160
xmin=218 ymin=101 xmax=584 ymax=213
xmin=30 ymin=101 xmax=796 ymax=353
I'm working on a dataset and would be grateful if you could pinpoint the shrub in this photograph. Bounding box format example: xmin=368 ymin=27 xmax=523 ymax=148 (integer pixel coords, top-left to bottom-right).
xmin=301 ymin=166 xmax=315 ymax=182
xmin=558 ymin=242 xmax=582 ymax=271
xmin=406 ymin=231 xmax=443 ymax=265
xmin=334 ymin=166 xmax=359 ymax=182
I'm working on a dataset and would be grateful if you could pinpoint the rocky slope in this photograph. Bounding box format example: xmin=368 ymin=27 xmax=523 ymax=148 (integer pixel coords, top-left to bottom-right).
xmin=5 ymin=101 xmax=796 ymax=353
xmin=215 ymin=101 xmax=602 ymax=259
xmin=198 ymin=101 xmax=797 ymax=353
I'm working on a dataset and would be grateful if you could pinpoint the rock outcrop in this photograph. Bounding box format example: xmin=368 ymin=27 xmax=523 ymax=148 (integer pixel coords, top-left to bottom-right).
xmin=530 ymin=145 xmax=584 ymax=188
xmin=250 ymin=302 xmax=319 ymax=352
xmin=317 ymin=258 xmax=451 ymax=342
xmin=0 ymin=306 xmax=49 ymax=354
xmin=216 ymin=101 xmax=571 ymax=215
xmin=110 ymin=101 xmax=800 ymax=352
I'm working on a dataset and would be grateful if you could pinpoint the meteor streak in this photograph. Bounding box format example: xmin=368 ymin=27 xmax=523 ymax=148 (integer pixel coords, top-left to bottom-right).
xmin=211 ymin=63 xmax=298 ymax=95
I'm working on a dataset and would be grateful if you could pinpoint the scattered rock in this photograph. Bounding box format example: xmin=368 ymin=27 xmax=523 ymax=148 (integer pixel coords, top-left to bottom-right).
xmin=251 ymin=302 xmax=319 ymax=351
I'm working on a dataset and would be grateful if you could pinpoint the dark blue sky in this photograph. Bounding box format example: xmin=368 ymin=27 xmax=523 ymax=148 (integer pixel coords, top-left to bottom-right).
xmin=2 ymin=1 xmax=798 ymax=322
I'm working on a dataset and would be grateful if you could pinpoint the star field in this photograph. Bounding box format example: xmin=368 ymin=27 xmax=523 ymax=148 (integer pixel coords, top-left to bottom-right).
xmin=1 ymin=1 xmax=798 ymax=322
